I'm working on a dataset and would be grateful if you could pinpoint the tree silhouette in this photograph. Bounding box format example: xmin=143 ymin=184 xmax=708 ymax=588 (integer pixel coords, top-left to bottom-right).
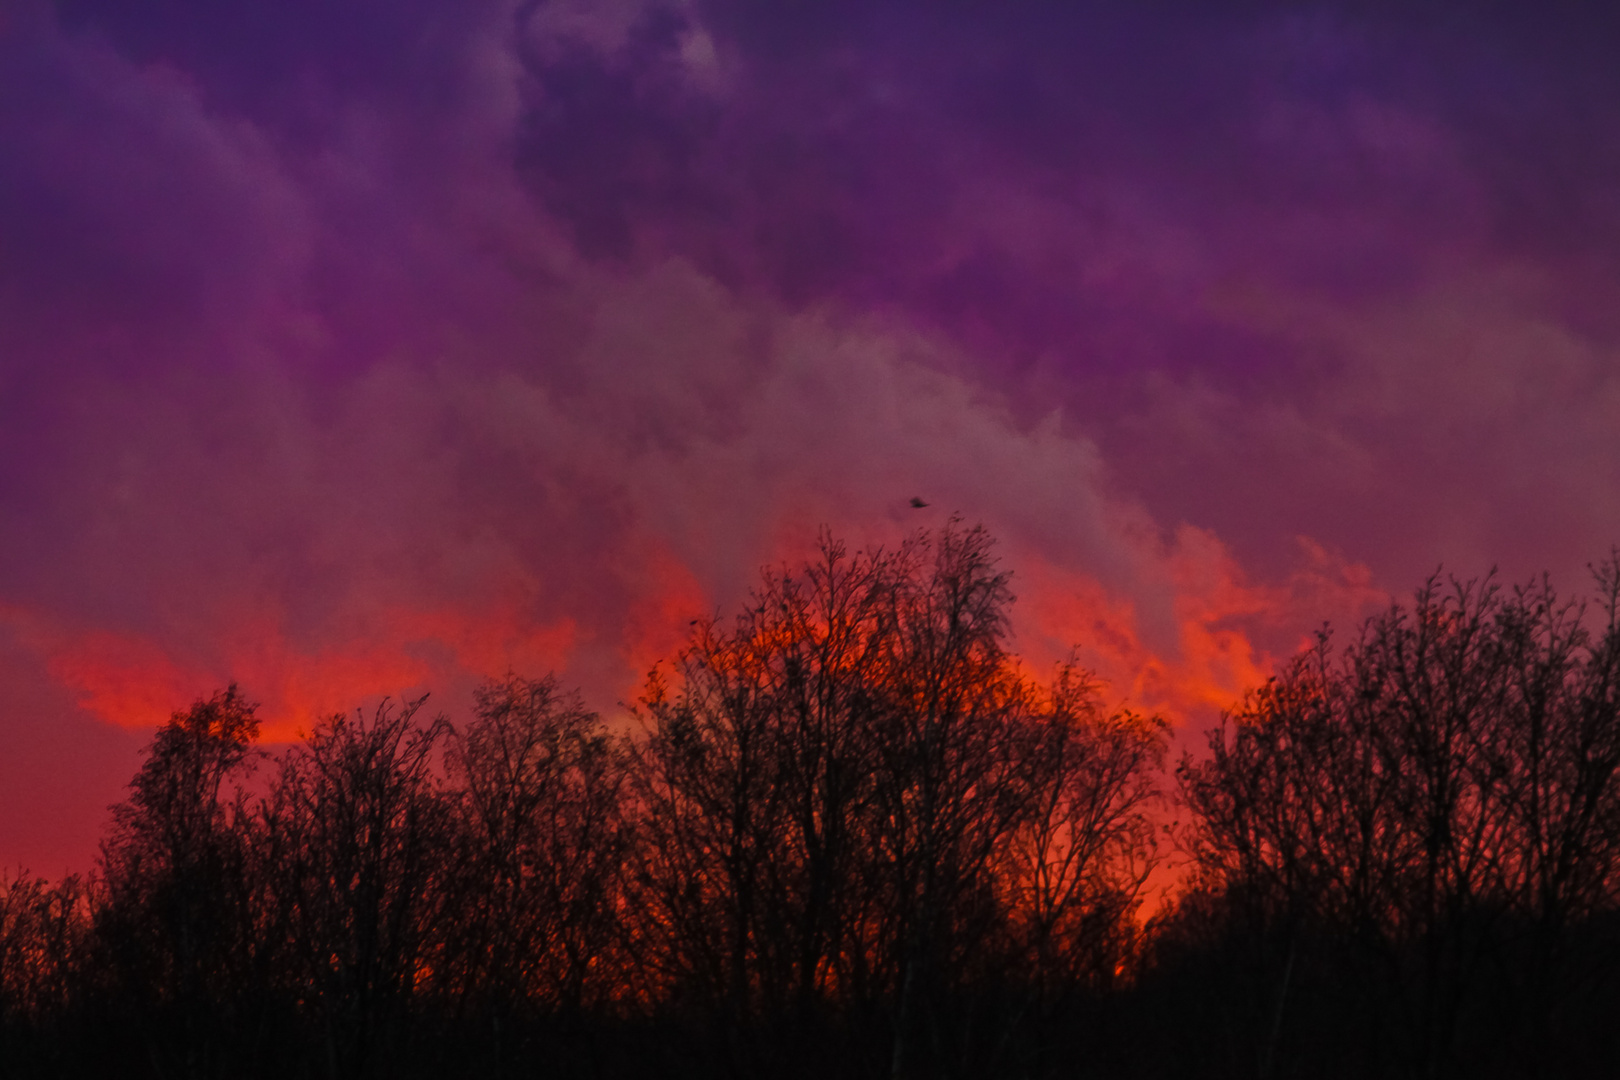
xmin=1004 ymin=664 xmax=1165 ymax=1006
xmin=96 ymin=686 xmax=261 ymax=1077
xmin=1177 ymin=563 xmax=1620 ymax=1079
xmin=26 ymin=529 xmax=1620 ymax=1078
xmin=630 ymin=523 xmax=1166 ymax=1079
xmin=0 ymin=871 xmax=86 ymax=1057
xmin=440 ymin=673 xmax=633 ymax=1065
xmin=264 ymin=696 xmax=451 ymax=1080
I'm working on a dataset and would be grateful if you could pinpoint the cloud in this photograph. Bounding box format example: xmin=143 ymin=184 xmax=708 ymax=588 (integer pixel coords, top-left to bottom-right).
xmin=6 ymin=0 xmax=1620 ymax=873
xmin=0 ymin=238 xmax=1379 ymax=752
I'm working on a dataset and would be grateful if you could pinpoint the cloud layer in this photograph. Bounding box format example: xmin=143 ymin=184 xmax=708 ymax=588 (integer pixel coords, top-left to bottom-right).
xmin=3 ymin=0 xmax=1619 ymax=872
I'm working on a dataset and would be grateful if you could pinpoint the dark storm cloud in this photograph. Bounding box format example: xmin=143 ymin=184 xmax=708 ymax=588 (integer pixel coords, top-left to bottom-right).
xmin=3 ymin=0 xmax=1619 ymax=871
xmin=500 ymin=2 xmax=1620 ymax=589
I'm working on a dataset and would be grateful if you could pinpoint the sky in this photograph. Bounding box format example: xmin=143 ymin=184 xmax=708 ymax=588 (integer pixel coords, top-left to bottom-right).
xmin=4 ymin=0 xmax=1620 ymax=875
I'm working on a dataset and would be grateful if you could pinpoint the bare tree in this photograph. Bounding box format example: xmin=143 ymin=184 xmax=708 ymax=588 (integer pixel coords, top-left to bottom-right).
xmin=0 ymin=872 xmax=87 ymax=1041
xmin=1180 ymin=566 xmax=1620 ymax=1079
xmin=631 ymin=534 xmax=907 ymax=1025
xmin=441 ymin=673 xmax=633 ymax=1057
xmin=97 ymin=686 xmax=262 ymax=1078
xmin=265 ymin=696 xmax=451 ymax=1080
xmin=630 ymin=523 xmax=1168 ymax=1079
xmin=631 ymin=615 xmax=798 ymax=1025
xmin=1004 ymin=664 xmax=1166 ymax=1004
xmin=1473 ymin=565 xmax=1620 ymax=1075
xmin=870 ymin=525 xmax=1032 ymax=1080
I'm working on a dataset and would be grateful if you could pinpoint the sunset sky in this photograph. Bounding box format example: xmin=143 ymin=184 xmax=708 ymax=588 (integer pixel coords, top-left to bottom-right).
xmin=4 ymin=0 xmax=1620 ymax=874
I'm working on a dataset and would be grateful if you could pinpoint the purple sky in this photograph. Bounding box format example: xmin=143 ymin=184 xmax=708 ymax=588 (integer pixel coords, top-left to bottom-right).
xmin=4 ymin=0 xmax=1620 ymax=874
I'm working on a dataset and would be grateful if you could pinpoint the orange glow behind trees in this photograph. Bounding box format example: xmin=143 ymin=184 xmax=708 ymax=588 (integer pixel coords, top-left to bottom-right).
xmin=5 ymin=530 xmax=1620 ymax=1078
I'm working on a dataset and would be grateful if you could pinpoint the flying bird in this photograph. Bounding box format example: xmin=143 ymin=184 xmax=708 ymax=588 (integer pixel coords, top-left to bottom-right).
xmin=910 ymin=497 xmax=930 ymax=508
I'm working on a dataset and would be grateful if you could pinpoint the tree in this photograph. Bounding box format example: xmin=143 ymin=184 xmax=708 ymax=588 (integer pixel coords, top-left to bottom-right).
xmin=441 ymin=673 xmax=633 ymax=1058
xmin=265 ymin=696 xmax=451 ymax=1080
xmin=631 ymin=523 xmax=1168 ymax=1079
xmin=1179 ymin=565 xmax=1620 ymax=1079
xmin=1003 ymin=665 xmax=1165 ymax=1006
xmin=0 ymin=872 xmax=87 ymax=1048
xmin=868 ymin=524 xmax=1033 ymax=1079
xmin=97 ymin=686 xmax=262 ymax=1078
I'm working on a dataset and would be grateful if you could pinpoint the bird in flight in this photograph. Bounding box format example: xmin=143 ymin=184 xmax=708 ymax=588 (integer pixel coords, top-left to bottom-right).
xmin=910 ymin=496 xmax=930 ymax=508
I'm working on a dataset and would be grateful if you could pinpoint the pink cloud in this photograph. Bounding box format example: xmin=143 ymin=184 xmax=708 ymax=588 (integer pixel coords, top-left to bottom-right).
xmin=5 ymin=0 xmax=1620 ymax=876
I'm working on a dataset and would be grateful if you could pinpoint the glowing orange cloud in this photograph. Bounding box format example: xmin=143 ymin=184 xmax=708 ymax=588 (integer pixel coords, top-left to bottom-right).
xmin=2 ymin=599 xmax=577 ymax=742
xmin=44 ymin=630 xmax=215 ymax=731
xmin=1014 ymin=527 xmax=1386 ymax=734
xmin=4 ymin=521 xmax=1377 ymax=756
xmin=619 ymin=538 xmax=710 ymax=701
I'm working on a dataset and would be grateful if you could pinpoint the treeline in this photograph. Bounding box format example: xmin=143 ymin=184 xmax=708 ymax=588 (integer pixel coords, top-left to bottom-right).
xmin=3 ymin=527 xmax=1620 ymax=1078
xmin=1161 ymin=567 xmax=1620 ymax=1079
xmin=0 ymin=526 xmax=1163 ymax=1079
